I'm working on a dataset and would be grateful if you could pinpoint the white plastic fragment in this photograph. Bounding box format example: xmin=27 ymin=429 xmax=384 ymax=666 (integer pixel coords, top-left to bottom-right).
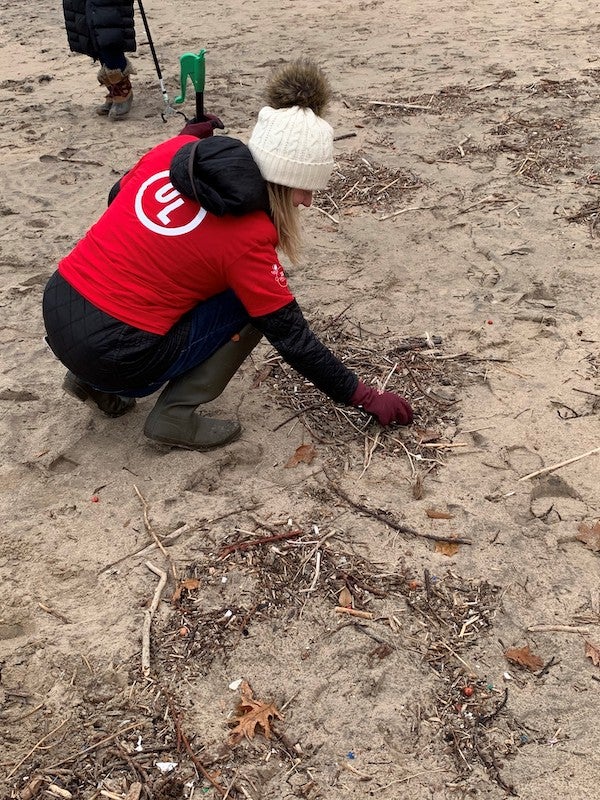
xmin=229 ymin=678 xmax=243 ymax=690
xmin=156 ymin=761 xmax=178 ymax=773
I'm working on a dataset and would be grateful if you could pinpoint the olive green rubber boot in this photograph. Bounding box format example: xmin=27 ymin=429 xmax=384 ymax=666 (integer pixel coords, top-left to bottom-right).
xmin=143 ymin=325 xmax=262 ymax=451
xmin=63 ymin=371 xmax=135 ymax=417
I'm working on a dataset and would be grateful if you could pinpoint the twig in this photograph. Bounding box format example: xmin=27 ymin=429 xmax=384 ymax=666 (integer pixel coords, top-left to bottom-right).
xmin=161 ymin=687 xmax=227 ymax=796
xmin=313 ymin=206 xmax=339 ymax=224
xmin=333 ymin=132 xmax=357 ymax=141
xmin=38 ymin=602 xmax=70 ymax=625
xmin=326 ymin=478 xmax=472 ymax=544
xmin=299 ymin=551 xmax=322 ymax=593
xmin=476 ymin=687 xmax=508 ymax=724
xmin=218 ymin=529 xmax=303 ymax=558
xmin=6 ymin=718 xmax=69 ymax=778
xmin=369 ymin=99 xmax=432 ymax=111
xmin=527 ymin=624 xmax=590 ymax=634
xmin=335 ymin=606 xmax=374 ymax=620
xmin=45 ymin=722 xmax=142 ymax=769
xmin=572 ymin=387 xmax=600 ymax=399
xmin=142 ymin=561 xmax=168 ymax=677
xmin=133 ymin=485 xmax=177 ymax=579
xmin=518 ymin=447 xmax=600 ymax=481
xmin=272 ymin=403 xmax=323 ymax=432
xmin=99 ymin=522 xmax=193 ymax=574
xmin=379 ymin=205 xmax=431 ymax=221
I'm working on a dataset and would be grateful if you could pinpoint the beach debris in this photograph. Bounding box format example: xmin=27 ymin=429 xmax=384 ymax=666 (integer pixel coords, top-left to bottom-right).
xmin=285 ymin=443 xmax=317 ymax=467
xmin=576 ymin=521 xmax=600 ymax=552
xmin=504 ymin=644 xmax=544 ymax=672
xmin=584 ymin=641 xmax=600 ymax=667
xmin=228 ymin=681 xmax=283 ymax=744
xmin=171 ymin=577 xmax=200 ymax=603
xmin=426 ymin=509 xmax=454 ymax=519
xmin=435 ymin=541 xmax=460 ymax=556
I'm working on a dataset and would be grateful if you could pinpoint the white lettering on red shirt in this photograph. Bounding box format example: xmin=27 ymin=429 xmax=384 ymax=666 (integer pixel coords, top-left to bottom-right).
xmin=134 ymin=170 xmax=206 ymax=236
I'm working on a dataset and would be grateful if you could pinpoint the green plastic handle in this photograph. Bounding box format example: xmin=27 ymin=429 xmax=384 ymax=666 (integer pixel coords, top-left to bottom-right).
xmin=174 ymin=49 xmax=206 ymax=104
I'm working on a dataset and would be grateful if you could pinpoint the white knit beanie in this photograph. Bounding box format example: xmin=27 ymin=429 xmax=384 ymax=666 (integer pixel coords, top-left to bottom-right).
xmin=248 ymin=105 xmax=334 ymax=191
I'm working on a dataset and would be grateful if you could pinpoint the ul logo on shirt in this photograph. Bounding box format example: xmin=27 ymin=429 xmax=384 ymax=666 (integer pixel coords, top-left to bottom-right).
xmin=134 ymin=170 xmax=206 ymax=236
xmin=271 ymin=263 xmax=288 ymax=287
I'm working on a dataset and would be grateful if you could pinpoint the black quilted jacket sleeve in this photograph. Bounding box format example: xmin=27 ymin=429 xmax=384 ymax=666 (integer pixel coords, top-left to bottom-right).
xmin=251 ymin=300 xmax=359 ymax=404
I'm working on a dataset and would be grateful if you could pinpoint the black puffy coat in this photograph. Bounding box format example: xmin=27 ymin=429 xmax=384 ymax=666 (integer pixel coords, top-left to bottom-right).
xmin=63 ymin=0 xmax=136 ymax=58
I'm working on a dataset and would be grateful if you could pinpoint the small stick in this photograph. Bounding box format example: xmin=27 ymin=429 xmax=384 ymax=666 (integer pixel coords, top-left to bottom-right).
xmin=343 ymin=761 xmax=374 ymax=780
xmin=133 ymin=485 xmax=172 ymax=566
xmin=572 ymin=387 xmax=600 ymax=399
xmin=218 ymin=529 xmax=303 ymax=558
xmin=527 ymin=624 xmax=590 ymax=634
xmin=272 ymin=403 xmax=322 ymax=431
xmin=46 ymin=722 xmax=143 ymax=769
xmin=142 ymin=561 xmax=168 ymax=677
xmin=326 ymin=477 xmax=472 ymax=544
xmin=379 ymin=205 xmax=431 ymax=221
xmin=339 ymin=179 xmax=360 ymax=202
xmin=421 ymin=442 xmax=469 ymax=449
xmin=6 ymin=718 xmax=69 ymax=778
xmin=313 ymin=206 xmax=339 ymax=224
xmin=38 ymin=602 xmax=70 ymax=625
xmin=335 ymin=606 xmax=374 ymax=620
xmin=369 ymin=99 xmax=432 ymax=111
xmin=518 ymin=447 xmax=600 ymax=482
xmin=333 ymin=132 xmax=357 ymax=141
xmin=299 ymin=551 xmax=322 ymax=593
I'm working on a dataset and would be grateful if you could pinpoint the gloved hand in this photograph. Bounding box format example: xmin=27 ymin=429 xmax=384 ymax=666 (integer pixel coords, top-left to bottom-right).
xmin=350 ymin=380 xmax=413 ymax=426
xmin=179 ymin=113 xmax=225 ymax=139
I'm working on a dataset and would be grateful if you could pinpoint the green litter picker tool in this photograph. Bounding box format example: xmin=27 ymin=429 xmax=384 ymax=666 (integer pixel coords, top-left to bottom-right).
xmin=174 ymin=49 xmax=207 ymax=121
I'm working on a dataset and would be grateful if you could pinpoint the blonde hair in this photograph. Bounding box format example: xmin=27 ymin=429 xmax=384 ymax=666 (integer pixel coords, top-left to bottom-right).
xmin=267 ymin=182 xmax=302 ymax=265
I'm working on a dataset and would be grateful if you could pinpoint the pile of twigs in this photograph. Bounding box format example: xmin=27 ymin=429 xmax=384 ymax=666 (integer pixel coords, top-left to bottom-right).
xmin=314 ymin=151 xmax=422 ymax=219
xmin=257 ymin=313 xmax=475 ymax=464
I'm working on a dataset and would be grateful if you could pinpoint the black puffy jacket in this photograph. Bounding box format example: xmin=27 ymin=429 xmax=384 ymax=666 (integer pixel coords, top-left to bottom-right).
xmin=63 ymin=0 xmax=136 ymax=58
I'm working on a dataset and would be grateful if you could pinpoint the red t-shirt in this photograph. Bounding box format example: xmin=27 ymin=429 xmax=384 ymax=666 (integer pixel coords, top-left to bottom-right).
xmin=58 ymin=135 xmax=295 ymax=334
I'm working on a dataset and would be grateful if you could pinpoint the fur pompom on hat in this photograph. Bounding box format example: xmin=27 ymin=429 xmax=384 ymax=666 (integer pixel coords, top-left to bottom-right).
xmin=248 ymin=60 xmax=334 ymax=191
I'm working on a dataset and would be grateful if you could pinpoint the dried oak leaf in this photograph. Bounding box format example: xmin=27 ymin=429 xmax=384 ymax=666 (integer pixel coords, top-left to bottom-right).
xmin=285 ymin=443 xmax=316 ymax=468
xmin=576 ymin=521 xmax=600 ymax=553
xmin=171 ymin=577 xmax=200 ymax=603
xmin=584 ymin=640 xmax=600 ymax=667
xmin=435 ymin=541 xmax=460 ymax=556
xmin=504 ymin=644 xmax=544 ymax=671
xmin=228 ymin=680 xmax=283 ymax=744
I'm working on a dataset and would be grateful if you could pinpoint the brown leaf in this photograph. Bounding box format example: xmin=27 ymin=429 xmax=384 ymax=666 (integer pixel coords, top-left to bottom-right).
xmin=338 ymin=587 xmax=353 ymax=607
xmin=434 ymin=541 xmax=459 ymax=556
xmin=171 ymin=577 xmax=200 ymax=603
xmin=584 ymin=640 xmax=600 ymax=667
xmin=504 ymin=644 xmax=544 ymax=671
xmin=284 ymin=443 xmax=316 ymax=468
xmin=228 ymin=680 xmax=283 ymax=744
xmin=426 ymin=509 xmax=454 ymax=520
xmin=576 ymin=521 xmax=600 ymax=552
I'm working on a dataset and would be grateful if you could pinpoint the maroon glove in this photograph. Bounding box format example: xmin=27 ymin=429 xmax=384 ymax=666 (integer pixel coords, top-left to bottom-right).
xmin=350 ymin=380 xmax=413 ymax=426
xmin=179 ymin=113 xmax=225 ymax=139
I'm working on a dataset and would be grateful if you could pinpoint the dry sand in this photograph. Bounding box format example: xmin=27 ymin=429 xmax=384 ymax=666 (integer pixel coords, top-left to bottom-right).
xmin=1 ymin=0 xmax=599 ymax=798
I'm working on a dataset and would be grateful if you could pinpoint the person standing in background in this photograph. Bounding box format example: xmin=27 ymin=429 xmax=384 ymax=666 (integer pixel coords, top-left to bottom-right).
xmin=62 ymin=0 xmax=136 ymax=120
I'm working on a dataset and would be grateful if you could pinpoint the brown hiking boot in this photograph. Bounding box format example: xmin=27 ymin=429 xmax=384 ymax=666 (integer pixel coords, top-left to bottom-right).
xmin=97 ymin=58 xmax=135 ymax=120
